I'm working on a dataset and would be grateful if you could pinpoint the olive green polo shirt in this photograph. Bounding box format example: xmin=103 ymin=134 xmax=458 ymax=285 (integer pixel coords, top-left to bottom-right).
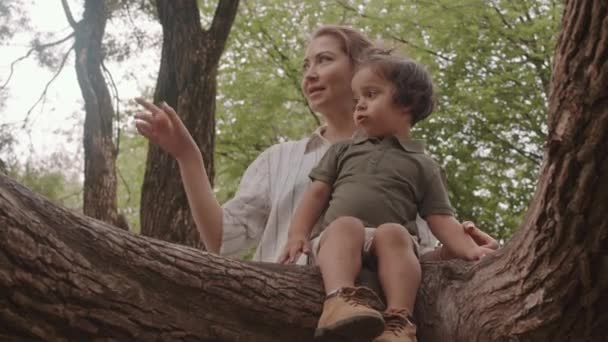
xmin=309 ymin=135 xmax=454 ymax=237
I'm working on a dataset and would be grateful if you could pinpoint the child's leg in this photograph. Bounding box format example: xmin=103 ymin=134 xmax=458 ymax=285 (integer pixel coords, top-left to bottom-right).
xmin=371 ymin=223 xmax=421 ymax=312
xmin=316 ymin=216 xmax=365 ymax=293
xmin=314 ymin=216 xmax=385 ymax=340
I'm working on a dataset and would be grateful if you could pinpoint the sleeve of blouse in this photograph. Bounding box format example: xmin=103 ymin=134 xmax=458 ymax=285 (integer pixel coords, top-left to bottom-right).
xmin=220 ymin=147 xmax=272 ymax=257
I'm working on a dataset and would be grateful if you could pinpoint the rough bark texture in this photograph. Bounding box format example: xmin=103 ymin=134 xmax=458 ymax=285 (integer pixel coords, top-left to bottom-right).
xmin=66 ymin=0 xmax=126 ymax=229
xmin=412 ymin=1 xmax=608 ymax=340
xmin=140 ymin=0 xmax=239 ymax=248
xmin=0 ymin=175 xmax=323 ymax=341
xmin=0 ymin=0 xmax=607 ymax=341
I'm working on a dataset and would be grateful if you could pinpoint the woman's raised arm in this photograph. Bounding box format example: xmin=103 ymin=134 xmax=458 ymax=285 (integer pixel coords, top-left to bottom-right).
xmin=135 ymin=98 xmax=223 ymax=252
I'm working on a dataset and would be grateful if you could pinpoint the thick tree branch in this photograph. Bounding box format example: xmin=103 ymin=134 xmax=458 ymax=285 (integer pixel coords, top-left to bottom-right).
xmin=1 ymin=1 xmax=606 ymax=341
xmin=61 ymin=0 xmax=78 ymax=29
xmin=209 ymin=0 xmax=240 ymax=65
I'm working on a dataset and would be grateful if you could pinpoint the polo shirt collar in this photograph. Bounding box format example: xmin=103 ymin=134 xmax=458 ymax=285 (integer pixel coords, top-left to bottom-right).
xmin=352 ymin=131 xmax=425 ymax=153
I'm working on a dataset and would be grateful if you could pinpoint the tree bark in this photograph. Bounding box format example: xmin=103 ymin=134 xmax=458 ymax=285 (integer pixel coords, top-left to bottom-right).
xmin=139 ymin=0 xmax=239 ymax=248
xmin=0 ymin=0 xmax=606 ymax=341
xmin=64 ymin=0 xmax=126 ymax=229
xmin=412 ymin=1 xmax=608 ymax=340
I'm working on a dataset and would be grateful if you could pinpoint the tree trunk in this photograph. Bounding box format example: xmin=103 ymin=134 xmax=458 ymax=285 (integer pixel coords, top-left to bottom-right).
xmin=139 ymin=0 xmax=239 ymax=248
xmin=413 ymin=1 xmax=608 ymax=340
xmin=64 ymin=0 xmax=126 ymax=229
xmin=0 ymin=0 xmax=606 ymax=341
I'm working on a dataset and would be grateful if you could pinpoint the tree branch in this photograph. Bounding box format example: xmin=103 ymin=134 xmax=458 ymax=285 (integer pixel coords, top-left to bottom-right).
xmin=334 ymin=0 xmax=379 ymax=20
xmin=333 ymin=0 xmax=448 ymax=61
xmin=116 ymin=164 xmax=131 ymax=204
xmin=61 ymin=0 xmax=78 ymax=29
xmin=208 ymin=0 xmax=240 ymax=64
xmin=490 ymin=2 xmax=514 ymax=30
xmin=0 ymin=32 xmax=75 ymax=91
xmin=101 ymin=60 xmax=121 ymax=154
xmin=22 ymin=44 xmax=75 ymax=128
xmin=388 ymin=34 xmax=451 ymax=62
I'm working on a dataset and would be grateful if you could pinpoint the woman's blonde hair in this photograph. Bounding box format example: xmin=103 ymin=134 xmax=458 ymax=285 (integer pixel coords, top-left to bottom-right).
xmin=310 ymin=25 xmax=375 ymax=65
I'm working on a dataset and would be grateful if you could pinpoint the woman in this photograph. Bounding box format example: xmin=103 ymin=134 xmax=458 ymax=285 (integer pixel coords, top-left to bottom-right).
xmin=134 ymin=25 xmax=497 ymax=264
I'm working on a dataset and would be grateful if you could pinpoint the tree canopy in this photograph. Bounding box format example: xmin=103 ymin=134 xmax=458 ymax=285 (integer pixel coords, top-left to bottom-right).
xmin=0 ymin=0 xmax=562 ymax=240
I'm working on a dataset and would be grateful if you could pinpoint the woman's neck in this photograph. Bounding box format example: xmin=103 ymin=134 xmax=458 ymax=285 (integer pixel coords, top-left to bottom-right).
xmin=322 ymin=112 xmax=357 ymax=143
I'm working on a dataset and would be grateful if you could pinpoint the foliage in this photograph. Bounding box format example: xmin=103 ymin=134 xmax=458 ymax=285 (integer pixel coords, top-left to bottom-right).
xmin=212 ymin=0 xmax=562 ymax=239
xmin=358 ymin=0 xmax=560 ymax=239
xmin=1 ymin=0 xmax=563 ymax=241
xmin=6 ymin=154 xmax=82 ymax=209
xmin=116 ymin=128 xmax=147 ymax=233
xmin=0 ymin=1 xmax=31 ymax=43
xmin=0 ymin=123 xmax=14 ymax=173
xmin=213 ymin=0 xmax=355 ymax=202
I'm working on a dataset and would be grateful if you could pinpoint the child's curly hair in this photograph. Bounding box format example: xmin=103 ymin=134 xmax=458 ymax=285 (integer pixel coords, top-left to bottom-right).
xmin=358 ymin=51 xmax=435 ymax=126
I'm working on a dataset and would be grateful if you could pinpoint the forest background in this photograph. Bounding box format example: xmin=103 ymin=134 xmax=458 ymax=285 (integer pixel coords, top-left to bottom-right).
xmin=0 ymin=0 xmax=563 ymax=243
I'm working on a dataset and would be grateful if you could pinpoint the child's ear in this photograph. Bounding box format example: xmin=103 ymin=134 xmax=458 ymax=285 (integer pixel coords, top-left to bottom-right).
xmin=400 ymin=106 xmax=414 ymax=124
xmin=400 ymin=105 xmax=412 ymax=116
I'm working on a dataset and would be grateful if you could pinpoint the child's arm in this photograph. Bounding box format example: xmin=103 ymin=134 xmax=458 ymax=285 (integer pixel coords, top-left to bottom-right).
xmin=278 ymin=180 xmax=332 ymax=264
xmin=420 ymin=222 xmax=499 ymax=261
xmin=426 ymin=214 xmax=495 ymax=261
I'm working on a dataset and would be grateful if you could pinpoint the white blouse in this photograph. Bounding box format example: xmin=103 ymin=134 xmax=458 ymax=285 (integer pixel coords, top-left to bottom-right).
xmin=219 ymin=127 xmax=438 ymax=264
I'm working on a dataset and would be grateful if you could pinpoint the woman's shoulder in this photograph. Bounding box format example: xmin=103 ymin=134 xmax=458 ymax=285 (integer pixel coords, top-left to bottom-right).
xmin=263 ymin=135 xmax=316 ymax=156
xmin=265 ymin=139 xmax=308 ymax=154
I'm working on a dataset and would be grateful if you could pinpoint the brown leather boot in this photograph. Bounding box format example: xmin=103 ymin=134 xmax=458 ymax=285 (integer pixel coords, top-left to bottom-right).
xmin=373 ymin=308 xmax=417 ymax=342
xmin=314 ymin=286 xmax=385 ymax=341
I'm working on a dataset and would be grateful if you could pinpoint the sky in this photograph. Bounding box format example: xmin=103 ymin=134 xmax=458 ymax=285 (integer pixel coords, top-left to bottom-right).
xmin=0 ymin=0 xmax=160 ymax=168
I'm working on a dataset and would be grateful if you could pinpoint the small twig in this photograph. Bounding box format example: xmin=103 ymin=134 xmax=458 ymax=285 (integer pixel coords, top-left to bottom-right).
xmin=22 ymin=44 xmax=75 ymax=129
xmin=125 ymin=0 xmax=146 ymax=49
xmin=490 ymin=2 xmax=513 ymax=30
xmin=483 ymin=125 xmax=543 ymax=163
xmin=334 ymin=0 xmax=381 ymax=20
xmin=388 ymin=34 xmax=450 ymax=62
xmin=0 ymin=32 xmax=75 ymax=90
xmin=116 ymin=165 xmax=131 ymax=204
xmin=332 ymin=0 xmax=449 ymax=62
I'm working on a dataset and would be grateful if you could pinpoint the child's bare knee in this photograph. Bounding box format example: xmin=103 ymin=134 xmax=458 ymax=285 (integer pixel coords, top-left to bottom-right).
xmin=324 ymin=216 xmax=365 ymax=236
xmin=375 ymin=223 xmax=413 ymax=249
xmin=319 ymin=216 xmax=366 ymax=250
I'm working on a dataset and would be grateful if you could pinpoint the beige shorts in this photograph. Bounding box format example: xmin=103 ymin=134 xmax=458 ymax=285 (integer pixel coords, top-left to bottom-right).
xmin=306 ymin=227 xmax=420 ymax=266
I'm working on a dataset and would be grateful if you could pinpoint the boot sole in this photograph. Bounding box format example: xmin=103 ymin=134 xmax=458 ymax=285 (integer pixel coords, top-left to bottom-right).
xmin=314 ymin=314 xmax=384 ymax=342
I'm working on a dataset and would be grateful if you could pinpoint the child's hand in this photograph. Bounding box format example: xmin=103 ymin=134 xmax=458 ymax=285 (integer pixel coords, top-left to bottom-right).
xmin=462 ymin=221 xmax=500 ymax=250
xmin=134 ymin=98 xmax=197 ymax=160
xmin=462 ymin=245 xmax=495 ymax=261
xmin=277 ymin=237 xmax=312 ymax=264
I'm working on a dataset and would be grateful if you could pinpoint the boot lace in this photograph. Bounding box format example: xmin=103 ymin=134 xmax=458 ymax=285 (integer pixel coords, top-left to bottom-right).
xmin=328 ymin=286 xmax=383 ymax=309
xmin=383 ymin=309 xmax=414 ymax=334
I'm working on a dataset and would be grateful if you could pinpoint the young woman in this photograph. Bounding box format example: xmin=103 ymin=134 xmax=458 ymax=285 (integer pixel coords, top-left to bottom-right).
xmin=134 ymin=25 xmax=498 ymax=264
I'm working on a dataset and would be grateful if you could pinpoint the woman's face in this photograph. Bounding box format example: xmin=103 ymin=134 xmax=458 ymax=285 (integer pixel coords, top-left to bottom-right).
xmin=301 ymin=35 xmax=355 ymax=116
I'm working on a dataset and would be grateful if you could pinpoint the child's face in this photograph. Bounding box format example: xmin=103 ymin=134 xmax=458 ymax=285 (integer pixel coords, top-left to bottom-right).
xmin=351 ymin=67 xmax=410 ymax=137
